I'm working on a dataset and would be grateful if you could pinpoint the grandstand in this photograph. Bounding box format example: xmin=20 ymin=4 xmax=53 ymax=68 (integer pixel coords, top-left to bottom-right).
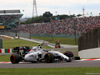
xmin=14 ymin=16 xmax=100 ymax=38
xmin=0 ymin=10 xmax=23 ymax=29
xmin=1 ymin=15 xmax=99 ymax=39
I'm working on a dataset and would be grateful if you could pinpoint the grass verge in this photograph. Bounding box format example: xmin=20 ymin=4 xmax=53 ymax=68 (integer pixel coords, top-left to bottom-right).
xmin=0 ymin=55 xmax=10 ymax=62
xmin=0 ymin=67 xmax=100 ymax=75
xmin=3 ymin=39 xmax=51 ymax=49
xmin=31 ymin=36 xmax=78 ymax=45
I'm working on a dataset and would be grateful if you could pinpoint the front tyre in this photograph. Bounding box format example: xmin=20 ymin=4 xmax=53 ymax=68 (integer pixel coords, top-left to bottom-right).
xmin=64 ymin=51 xmax=74 ymax=57
xmin=44 ymin=53 xmax=54 ymax=63
xmin=31 ymin=61 xmax=37 ymax=63
xmin=10 ymin=54 xmax=21 ymax=64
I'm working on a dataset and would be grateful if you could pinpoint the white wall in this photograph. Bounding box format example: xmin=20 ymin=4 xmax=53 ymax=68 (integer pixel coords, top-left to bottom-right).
xmin=79 ymin=48 xmax=100 ymax=58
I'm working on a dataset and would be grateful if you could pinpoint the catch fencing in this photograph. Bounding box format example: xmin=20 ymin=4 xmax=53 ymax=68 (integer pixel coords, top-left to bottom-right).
xmin=31 ymin=34 xmax=81 ymax=38
xmin=0 ymin=30 xmax=81 ymax=39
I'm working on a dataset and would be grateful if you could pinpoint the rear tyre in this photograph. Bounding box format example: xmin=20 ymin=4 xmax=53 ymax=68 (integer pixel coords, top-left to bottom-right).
xmin=10 ymin=54 xmax=21 ymax=64
xmin=44 ymin=53 xmax=54 ymax=63
xmin=64 ymin=51 xmax=74 ymax=62
xmin=64 ymin=51 xmax=74 ymax=57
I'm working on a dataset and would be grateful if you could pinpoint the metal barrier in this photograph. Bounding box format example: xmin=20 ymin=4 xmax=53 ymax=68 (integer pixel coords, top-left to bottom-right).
xmin=0 ymin=39 xmax=2 ymax=48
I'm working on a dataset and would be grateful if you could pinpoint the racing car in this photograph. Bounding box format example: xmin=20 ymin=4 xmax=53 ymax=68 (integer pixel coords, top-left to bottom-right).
xmin=12 ymin=46 xmax=30 ymax=55
xmin=10 ymin=45 xmax=74 ymax=64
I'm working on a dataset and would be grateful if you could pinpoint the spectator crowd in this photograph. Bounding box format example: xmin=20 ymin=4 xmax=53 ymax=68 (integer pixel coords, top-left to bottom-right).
xmin=14 ymin=16 xmax=100 ymax=36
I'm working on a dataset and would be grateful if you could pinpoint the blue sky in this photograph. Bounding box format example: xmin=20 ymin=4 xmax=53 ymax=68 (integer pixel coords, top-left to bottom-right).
xmin=0 ymin=0 xmax=100 ymax=18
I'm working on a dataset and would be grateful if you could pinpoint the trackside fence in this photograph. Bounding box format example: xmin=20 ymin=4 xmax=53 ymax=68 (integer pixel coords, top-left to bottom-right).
xmin=0 ymin=31 xmax=81 ymax=39
xmin=31 ymin=34 xmax=81 ymax=38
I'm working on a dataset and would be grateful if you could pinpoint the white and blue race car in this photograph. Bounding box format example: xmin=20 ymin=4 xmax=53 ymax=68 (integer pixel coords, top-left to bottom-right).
xmin=10 ymin=46 xmax=74 ymax=64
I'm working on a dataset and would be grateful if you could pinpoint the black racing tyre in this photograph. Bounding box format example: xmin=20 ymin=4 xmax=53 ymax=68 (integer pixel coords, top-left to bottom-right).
xmin=31 ymin=61 xmax=37 ymax=63
xmin=10 ymin=54 xmax=21 ymax=64
xmin=64 ymin=51 xmax=74 ymax=57
xmin=44 ymin=53 xmax=54 ymax=63
xmin=74 ymin=56 xmax=80 ymax=60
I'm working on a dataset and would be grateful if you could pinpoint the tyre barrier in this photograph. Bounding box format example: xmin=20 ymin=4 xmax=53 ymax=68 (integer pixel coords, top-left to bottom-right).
xmin=0 ymin=49 xmax=12 ymax=53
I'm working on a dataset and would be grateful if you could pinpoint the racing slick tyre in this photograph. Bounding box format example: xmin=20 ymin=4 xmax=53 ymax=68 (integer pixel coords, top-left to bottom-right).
xmin=31 ymin=61 xmax=37 ymax=63
xmin=10 ymin=54 xmax=21 ymax=64
xmin=44 ymin=53 xmax=54 ymax=63
xmin=64 ymin=51 xmax=74 ymax=57
xmin=74 ymin=56 xmax=80 ymax=60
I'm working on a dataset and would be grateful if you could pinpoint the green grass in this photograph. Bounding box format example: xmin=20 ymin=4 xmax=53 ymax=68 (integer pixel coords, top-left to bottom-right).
xmin=3 ymin=39 xmax=51 ymax=49
xmin=31 ymin=36 xmax=78 ymax=45
xmin=0 ymin=55 xmax=10 ymax=62
xmin=0 ymin=67 xmax=100 ymax=75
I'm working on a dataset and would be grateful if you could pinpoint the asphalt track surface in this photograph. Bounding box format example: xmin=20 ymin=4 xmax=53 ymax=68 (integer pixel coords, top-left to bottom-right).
xmin=0 ymin=60 xmax=100 ymax=68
